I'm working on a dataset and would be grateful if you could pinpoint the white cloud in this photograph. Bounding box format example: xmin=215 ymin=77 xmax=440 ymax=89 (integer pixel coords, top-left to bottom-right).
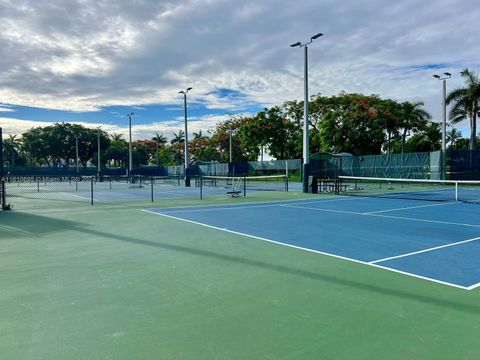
xmin=0 ymin=105 xmax=15 ymax=112
xmin=0 ymin=0 xmax=479 ymax=130
xmin=0 ymin=112 xmax=243 ymax=141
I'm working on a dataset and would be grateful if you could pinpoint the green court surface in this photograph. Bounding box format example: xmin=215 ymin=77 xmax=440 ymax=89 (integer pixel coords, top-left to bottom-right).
xmin=1 ymin=190 xmax=480 ymax=359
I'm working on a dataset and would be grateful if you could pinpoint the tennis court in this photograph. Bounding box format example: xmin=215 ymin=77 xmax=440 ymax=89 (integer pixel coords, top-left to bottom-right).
xmin=4 ymin=175 xmax=298 ymax=204
xmin=145 ymin=196 xmax=480 ymax=289
xmin=2 ymin=181 xmax=480 ymax=359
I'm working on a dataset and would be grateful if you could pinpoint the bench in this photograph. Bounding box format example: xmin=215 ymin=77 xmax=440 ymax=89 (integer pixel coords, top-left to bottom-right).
xmin=226 ymin=190 xmax=242 ymax=197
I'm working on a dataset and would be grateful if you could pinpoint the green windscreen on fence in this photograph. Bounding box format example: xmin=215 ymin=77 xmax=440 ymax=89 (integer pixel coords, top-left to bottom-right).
xmin=334 ymin=152 xmax=432 ymax=178
xmin=311 ymin=151 xmax=437 ymax=179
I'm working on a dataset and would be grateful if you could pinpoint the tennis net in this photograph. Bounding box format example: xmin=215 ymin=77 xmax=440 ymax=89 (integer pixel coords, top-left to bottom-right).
xmin=199 ymin=175 xmax=288 ymax=196
xmin=337 ymin=176 xmax=480 ymax=204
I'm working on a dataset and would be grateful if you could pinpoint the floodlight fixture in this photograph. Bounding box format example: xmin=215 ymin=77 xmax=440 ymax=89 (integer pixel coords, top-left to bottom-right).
xmin=311 ymin=33 xmax=323 ymax=40
xmin=433 ymin=74 xmax=440 ymax=79
xmin=444 ymin=72 xmax=452 ymax=77
xmin=290 ymin=42 xmax=301 ymax=47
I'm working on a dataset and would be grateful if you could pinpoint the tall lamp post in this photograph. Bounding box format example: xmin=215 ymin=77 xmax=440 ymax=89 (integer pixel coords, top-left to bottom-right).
xmin=229 ymin=126 xmax=233 ymax=163
xmin=75 ymin=136 xmax=79 ymax=174
xmin=290 ymin=32 xmax=323 ymax=192
xmin=179 ymin=87 xmax=192 ymax=186
xmin=97 ymin=128 xmax=101 ymax=177
xmin=127 ymin=112 xmax=134 ymax=176
xmin=433 ymin=72 xmax=451 ymax=179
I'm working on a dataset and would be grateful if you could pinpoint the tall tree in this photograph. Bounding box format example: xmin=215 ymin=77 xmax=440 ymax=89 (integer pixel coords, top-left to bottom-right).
xmin=110 ymin=133 xmax=124 ymax=142
xmin=447 ymin=128 xmax=463 ymax=149
xmin=318 ymin=93 xmax=387 ymax=155
xmin=446 ymin=68 xmax=480 ymax=150
xmin=192 ymin=130 xmax=206 ymax=140
xmin=152 ymin=133 xmax=167 ymax=146
xmin=22 ymin=123 xmax=110 ymax=168
xmin=3 ymin=134 xmax=21 ymax=166
xmin=170 ymin=130 xmax=185 ymax=145
xmin=406 ymin=122 xmax=442 ymax=152
xmin=399 ymin=101 xmax=431 ymax=153
xmin=170 ymin=130 xmax=185 ymax=165
xmin=238 ymin=106 xmax=301 ymax=160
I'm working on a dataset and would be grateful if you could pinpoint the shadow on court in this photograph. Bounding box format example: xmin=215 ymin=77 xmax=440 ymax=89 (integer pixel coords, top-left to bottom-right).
xmin=73 ymin=225 xmax=480 ymax=315
xmin=0 ymin=211 xmax=86 ymax=238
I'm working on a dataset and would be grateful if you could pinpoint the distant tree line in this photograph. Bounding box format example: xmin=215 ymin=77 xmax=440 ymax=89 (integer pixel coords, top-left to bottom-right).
xmin=2 ymin=68 xmax=479 ymax=169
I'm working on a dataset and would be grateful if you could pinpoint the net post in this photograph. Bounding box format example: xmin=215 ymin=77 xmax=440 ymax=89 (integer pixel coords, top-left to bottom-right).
xmin=243 ymin=176 xmax=246 ymax=197
xmin=151 ymin=176 xmax=154 ymax=202
xmin=0 ymin=127 xmax=3 ymax=181
xmin=91 ymin=178 xmax=94 ymax=205
xmin=200 ymin=176 xmax=203 ymax=200
xmin=0 ymin=128 xmax=5 ymax=209
xmin=455 ymin=181 xmax=458 ymax=202
xmin=1 ymin=179 xmax=5 ymax=210
xmin=285 ymin=162 xmax=289 ymax=192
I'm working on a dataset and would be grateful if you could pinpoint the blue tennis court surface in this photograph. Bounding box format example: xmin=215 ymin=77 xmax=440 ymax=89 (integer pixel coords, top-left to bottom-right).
xmin=145 ymin=196 xmax=480 ymax=290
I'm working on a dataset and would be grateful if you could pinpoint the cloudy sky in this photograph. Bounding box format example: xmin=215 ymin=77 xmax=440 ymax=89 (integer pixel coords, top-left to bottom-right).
xmin=0 ymin=0 xmax=479 ymax=141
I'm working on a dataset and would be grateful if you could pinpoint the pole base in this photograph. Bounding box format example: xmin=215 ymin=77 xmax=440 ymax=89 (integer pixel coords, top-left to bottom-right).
xmin=303 ymin=163 xmax=310 ymax=193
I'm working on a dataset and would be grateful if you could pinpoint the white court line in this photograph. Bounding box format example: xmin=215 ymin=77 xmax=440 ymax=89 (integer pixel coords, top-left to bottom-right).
xmin=141 ymin=209 xmax=470 ymax=290
xmin=364 ymin=201 xmax=456 ymax=214
xmin=0 ymin=224 xmax=40 ymax=237
xmin=160 ymin=197 xmax=356 ymax=214
xmin=60 ymin=192 xmax=90 ymax=200
xmin=153 ymin=195 xmax=356 ymax=214
xmin=467 ymin=282 xmax=480 ymax=290
xmin=280 ymin=204 xmax=480 ymax=229
xmin=372 ymin=213 xmax=480 ymax=229
xmin=279 ymin=204 xmax=361 ymax=215
xmin=370 ymin=236 xmax=480 ymax=264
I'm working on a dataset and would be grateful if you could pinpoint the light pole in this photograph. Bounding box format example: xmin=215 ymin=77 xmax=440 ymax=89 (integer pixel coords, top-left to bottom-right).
xmin=229 ymin=126 xmax=233 ymax=163
xmin=127 ymin=112 xmax=134 ymax=175
xmin=433 ymin=72 xmax=451 ymax=152
xmin=97 ymin=128 xmax=101 ymax=177
xmin=179 ymin=87 xmax=192 ymax=186
xmin=433 ymin=72 xmax=451 ymax=180
xmin=75 ymin=136 xmax=79 ymax=174
xmin=290 ymin=32 xmax=323 ymax=192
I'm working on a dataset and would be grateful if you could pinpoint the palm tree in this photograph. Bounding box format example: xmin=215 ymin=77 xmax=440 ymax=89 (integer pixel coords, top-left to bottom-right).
xmin=110 ymin=132 xmax=124 ymax=142
xmin=152 ymin=132 xmax=167 ymax=146
xmin=170 ymin=130 xmax=185 ymax=165
xmin=400 ymin=101 xmax=431 ymax=153
xmin=192 ymin=130 xmax=206 ymax=140
xmin=406 ymin=122 xmax=442 ymax=152
xmin=170 ymin=130 xmax=185 ymax=145
xmin=446 ymin=68 xmax=480 ymax=150
xmin=151 ymin=133 xmax=167 ymax=166
xmin=3 ymin=134 xmax=21 ymax=166
xmin=447 ymin=128 xmax=463 ymax=149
